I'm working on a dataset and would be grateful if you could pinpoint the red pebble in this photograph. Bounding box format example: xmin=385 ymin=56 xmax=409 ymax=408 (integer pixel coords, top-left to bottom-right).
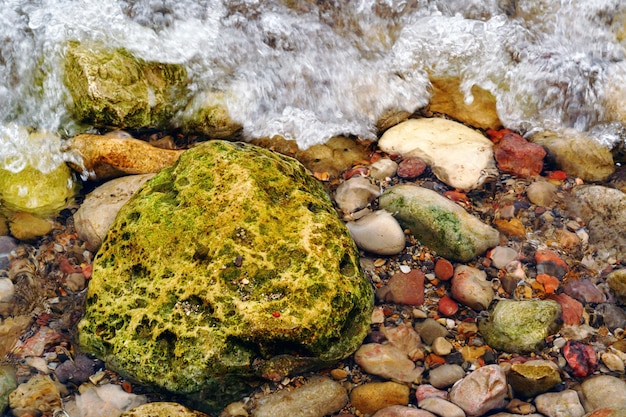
xmin=548 ymin=293 xmax=583 ymax=326
xmin=486 ymin=128 xmax=515 ymax=144
xmin=434 ymin=258 xmax=454 ymax=281
xmin=375 ymin=269 xmax=425 ymax=306
xmin=438 ymin=295 xmax=459 ymax=316
xmin=546 ymin=170 xmax=568 ymax=181
xmin=397 ymin=156 xmax=427 ymax=179
xmin=563 ymin=340 xmax=597 ymax=377
xmin=494 ymin=132 xmax=546 ymax=178
xmin=342 ymin=166 xmax=369 ymax=180
xmin=535 ymin=248 xmax=569 ymax=278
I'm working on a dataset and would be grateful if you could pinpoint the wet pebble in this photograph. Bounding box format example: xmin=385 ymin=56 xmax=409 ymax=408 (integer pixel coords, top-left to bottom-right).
xmin=534 ymin=390 xmax=585 ymax=417
xmin=120 ymin=402 xmax=210 ymax=416
xmin=527 ymin=180 xmax=558 ymax=207
xmin=369 ymin=158 xmax=398 ymax=180
xmin=346 ymin=210 xmax=406 ymax=255
xmin=450 ymin=265 xmax=494 ymax=311
xmin=0 ymin=366 xmax=16 ymax=415
xmin=601 ymin=351 xmax=625 ymax=373
xmin=397 ymin=157 xmax=427 ymax=179
xmin=372 ymin=405 xmax=436 ymax=417
xmin=448 ymin=364 xmax=508 ymax=417
xmin=434 ymin=258 xmax=454 ymax=281
xmin=63 ymin=383 xmax=147 ymax=417
xmin=548 ymin=293 xmax=583 ymax=326
xmin=54 ymin=354 xmax=100 ymax=384
xmin=414 ymin=318 xmax=451 ymax=345
xmin=607 ymin=269 xmax=626 ymax=304
xmin=488 ymin=246 xmax=517 ymax=269
xmin=349 ymin=381 xmax=409 ymax=416
xmin=418 ymin=397 xmax=465 ymax=417
xmin=0 ymin=236 xmax=17 ymax=270
xmin=431 ymin=337 xmax=453 ymax=356
xmin=506 ymin=360 xmax=561 ymax=398
xmin=580 ymin=375 xmax=626 ymax=411
xmin=354 ymin=343 xmax=423 ymax=383
xmin=563 ymin=279 xmax=606 ymax=304
xmin=494 ymin=131 xmax=546 ymax=178
xmin=427 ymin=364 xmax=465 ymax=389
xmin=334 ymin=176 xmax=380 ymax=213
xmin=376 ymin=269 xmax=425 ymax=306
xmin=9 ymin=374 xmax=65 ymax=417
xmin=252 ymin=376 xmax=347 ymax=417
xmin=414 ymin=385 xmax=447 ymax=402
xmin=595 ymin=303 xmax=626 ymax=331
xmin=437 ymin=295 xmax=458 ymax=317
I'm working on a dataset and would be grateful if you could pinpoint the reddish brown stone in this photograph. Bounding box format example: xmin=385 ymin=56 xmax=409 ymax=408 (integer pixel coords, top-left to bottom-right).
xmin=548 ymin=293 xmax=583 ymax=326
xmin=434 ymin=258 xmax=454 ymax=281
xmin=563 ymin=340 xmax=597 ymax=377
xmin=438 ymin=295 xmax=459 ymax=316
xmin=494 ymin=132 xmax=546 ymax=178
xmin=376 ymin=269 xmax=425 ymax=306
xmin=535 ymin=248 xmax=569 ymax=278
xmin=397 ymin=157 xmax=427 ymax=179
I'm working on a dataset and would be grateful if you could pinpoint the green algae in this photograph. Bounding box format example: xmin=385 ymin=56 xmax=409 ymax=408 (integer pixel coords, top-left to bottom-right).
xmin=78 ymin=140 xmax=373 ymax=413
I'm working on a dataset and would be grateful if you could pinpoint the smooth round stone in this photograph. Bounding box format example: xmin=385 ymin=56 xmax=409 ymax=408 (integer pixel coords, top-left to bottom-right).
xmin=581 ymin=376 xmax=626 ymax=411
xmin=414 ymin=318 xmax=450 ymax=345
xmin=431 ymin=337 xmax=453 ymax=356
xmin=428 ymin=364 xmax=465 ymax=389
xmin=451 ymin=265 xmax=494 ymax=311
xmin=372 ymin=405 xmax=436 ymax=417
xmin=601 ymin=351 xmax=625 ymax=373
xmin=0 ymin=278 xmax=14 ymax=303
xmin=534 ymin=390 xmax=585 ymax=417
xmin=350 ymin=382 xmax=410 ymax=416
xmin=346 ymin=210 xmax=406 ymax=255
xmin=448 ymin=365 xmax=508 ymax=417
xmin=370 ymin=158 xmax=399 ymax=180
xmin=526 ymin=180 xmax=558 ymax=207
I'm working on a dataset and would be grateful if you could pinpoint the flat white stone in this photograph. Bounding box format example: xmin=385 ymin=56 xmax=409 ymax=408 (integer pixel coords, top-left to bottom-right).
xmin=378 ymin=118 xmax=496 ymax=190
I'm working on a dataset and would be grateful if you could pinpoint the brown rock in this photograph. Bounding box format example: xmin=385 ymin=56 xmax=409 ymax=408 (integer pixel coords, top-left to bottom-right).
xmin=376 ymin=269 xmax=425 ymax=305
xmin=350 ymin=382 xmax=410 ymax=415
xmin=397 ymin=157 xmax=427 ymax=179
xmin=67 ymin=133 xmax=184 ymax=180
xmin=428 ymin=76 xmax=502 ymax=130
xmin=494 ymin=132 xmax=546 ymax=178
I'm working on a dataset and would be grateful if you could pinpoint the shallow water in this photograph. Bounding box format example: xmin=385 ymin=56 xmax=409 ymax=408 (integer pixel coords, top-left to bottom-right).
xmin=1 ymin=0 xmax=626 ymax=171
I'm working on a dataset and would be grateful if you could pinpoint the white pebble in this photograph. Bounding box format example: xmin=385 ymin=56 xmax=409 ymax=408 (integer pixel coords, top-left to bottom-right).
xmin=399 ymin=265 xmax=411 ymax=273
xmin=346 ymin=210 xmax=406 ymax=255
xmin=601 ymin=351 xmax=625 ymax=373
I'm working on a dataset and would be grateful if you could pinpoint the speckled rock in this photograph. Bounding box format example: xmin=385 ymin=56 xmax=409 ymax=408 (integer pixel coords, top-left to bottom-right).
xmin=531 ymin=130 xmax=614 ymax=182
xmin=580 ymin=376 xmax=626 ymax=412
xmin=78 ymin=141 xmax=373 ymax=413
xmin=448 ymin=364 xmax=508 ymax=417
xmin=535 ymin=390 xmax=585 ymax=417
xmin=350 ymin=382 xmax=410 ymax=416
xmin=379 ymin=184 xmax=500 ymax=262
xmin=506 ymin=360 xmax=562 ymax=398
xmin=74 ymin=173 xmax=155 ymax=251
xmin=584 ymin=409 xmax=626 ymax=417
xmin=8 ymin=375 xmax=65 ymax=417
xmin=478 ymin=300 xmax=562 ymax=353
xmin=64 ymin=41 xmax=187 ymax=129
xmin=251 ymin=376 xmax=347 ymax=417
xmin=0 ymin=366 xmax=16 ymax=415
xmin=568 ymin=185 xmax=626 ymax=266
xmin=121 ymin=402 xmax=210 ymax=417
xmin=378 ymin=118 xmax=496 ymax=190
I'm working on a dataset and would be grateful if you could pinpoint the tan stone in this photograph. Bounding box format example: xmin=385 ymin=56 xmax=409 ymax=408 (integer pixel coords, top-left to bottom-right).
xmin=428 ymin=76 xmax=502 ymax=130
xmin=9 ymin=212 xmax=52 ymax=241
xmin=67 ymin=133 xmax=184 ymax=180
xmin=9 ymin=375 xmax=65 ymax=417
xmin=350 ymin=381 xmax=410 ymax=416
xmin=120 ymin=402 xmax=210 ymax=417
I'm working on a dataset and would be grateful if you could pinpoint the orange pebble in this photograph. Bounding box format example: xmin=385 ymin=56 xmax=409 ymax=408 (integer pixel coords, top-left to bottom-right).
xmin=425 ymin=353 xmax=446 ymax=366
xmin=536 ymin=273 xmax=560 ymax=294
xmin=434 ymin=258 xmax=454 ymax=281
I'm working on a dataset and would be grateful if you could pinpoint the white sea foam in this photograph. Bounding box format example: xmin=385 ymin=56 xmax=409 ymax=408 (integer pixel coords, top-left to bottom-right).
xmin=0 ymin=0 xmax=625 ymax=171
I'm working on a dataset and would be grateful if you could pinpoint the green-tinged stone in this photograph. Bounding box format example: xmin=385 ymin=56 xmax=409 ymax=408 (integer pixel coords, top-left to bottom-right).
xmin=478 ymin=300 xmax=562 ymax=353
xmin=378 ymin=184 xmax=500 ymax=261
xmin=64 ymin=41 xmax=188 ymax=129
xmin=179 ymin=91 xmax=242 ymax=139
xmin=0 ymin=366 xmax=17 ymax=415
xmin=78 ymin=140 xmax=373 ymax=413
xmin=507 ymin=360 xmax=562 ymax=398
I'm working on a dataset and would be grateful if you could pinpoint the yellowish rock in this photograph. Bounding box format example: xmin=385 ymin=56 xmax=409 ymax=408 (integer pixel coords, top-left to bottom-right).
xmin=9 ymin=212 xmax=52 ymax=241
xmin=9 ymin=375 xmax=65 ymax=417
xmin=428 ymin=76 xmax=502 ymax=130
xmin=67 ymin=133 xmax=184 ymax=180
xmin=378 ymin=118 xmax=496 ymax=190
xmin=120 ymin=402 xmax=210 ymax=417
xmin=531 ymin=129 xmax=614 ymax=182
xmin=180 ymin=90 xmax=242 ymax=139
xmin=507 ymin=360 xmax=562 ymax=398
xmin=349 ymin=381 xmax=410 ymax=416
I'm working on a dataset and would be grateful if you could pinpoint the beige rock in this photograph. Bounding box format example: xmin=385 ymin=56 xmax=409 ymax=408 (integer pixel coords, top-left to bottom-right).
xmin=346 ymin=210 xmax=406 ymax=255
xmin=67 ymin=133 xmax=184 ymax=180
xmin=9 ymin=212 xmax=52 ymax=241
xmin=251 ymin=376 xmax=347 ymax=417
xmin=9 ymin=375 xmax=65 ymax=417
xmin=527 ymin=180 xmax=558 ymax=207
xmin=378 ymin=118 xmax=496 ymax=190
xmin=350 ymin=381 xmax=410 ymax=416
xmin=370 ymin=158 xmax=399 ymax=180
xmin=534 ymin=390 xmax=585 ymax=417
xmin=354 ymin=343 xmax=424 ymax=383
xmin=428 ymin=76 xmax=502 ymax=130
xmin=334 ymin=176 xmax=380 ymax=213
xmin=121 ymin=402 xmax=209 ymax=417
xmin=531 ymin=130 xmax=614 ymax=182
xmin=580 ymin=375 xmax=626 ymax=412
xmin=451 ymin=265 xmax=494 ymax=311
xmin=418 ymin=397 xmax=465 ymax=417
xmin=74 ymin=174 xmax=155 ymax=252
xmin=449 ymin=364 xmax=508 ymax=416
xmin=0 ymin=316 xmax=32 ymax=358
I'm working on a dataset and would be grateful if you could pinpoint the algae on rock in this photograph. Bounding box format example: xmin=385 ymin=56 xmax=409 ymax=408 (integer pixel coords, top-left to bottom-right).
xmin=78 ymin=140 xmax=373 ymax=413
xmin=64 ymin=41 xmax=188 ymax=129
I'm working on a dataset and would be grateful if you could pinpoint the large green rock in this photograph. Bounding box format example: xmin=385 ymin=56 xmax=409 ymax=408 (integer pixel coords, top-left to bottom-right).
xmin=64 ymin=41 xmax=188 ymax=129
xmin=378 ymin=184 xmax=500 ymax=261
xmin=78 ymin=140 xmax=373 ymax=413
xmin=478 ymin=299 xmax=562 ymax=353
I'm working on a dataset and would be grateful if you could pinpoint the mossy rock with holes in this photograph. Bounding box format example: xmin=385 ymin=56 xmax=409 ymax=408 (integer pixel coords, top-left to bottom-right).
xmin=78 ymin=140 xmax=373 ymax=413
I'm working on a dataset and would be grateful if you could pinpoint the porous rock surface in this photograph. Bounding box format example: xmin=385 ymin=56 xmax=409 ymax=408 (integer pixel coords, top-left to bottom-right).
xmin=78 ymin=140 xmax=373 ymax=412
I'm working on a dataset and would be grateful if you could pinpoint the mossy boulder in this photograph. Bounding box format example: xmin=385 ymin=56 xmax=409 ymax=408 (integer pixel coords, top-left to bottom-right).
xmin=378 ymin=184 xmax=500 ymax=262
xmin=78 ymin=140 xmax=373 ymax=413
xmin=478 ymin=299 xmax=562 ymax=353
xmin=64 ymin=41 xmax=188 ymax=129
